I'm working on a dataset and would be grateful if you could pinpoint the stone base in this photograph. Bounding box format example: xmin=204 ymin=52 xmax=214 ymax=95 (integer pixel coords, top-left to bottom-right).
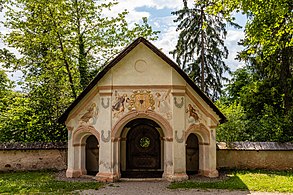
xmin=66 ymin=168 xmax=86 ymax=178
xmin=164 ymin=173 xmax=188 ymax=182
xmin=95 ymin=172 xmax=119 ymax=182
xmin=200 ymin=169 xmax=219 ymax=178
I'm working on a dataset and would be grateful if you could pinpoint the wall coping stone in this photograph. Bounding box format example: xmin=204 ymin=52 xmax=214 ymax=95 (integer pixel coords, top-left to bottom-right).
xmin=1 ymin=141 xmax=292 ymax=151
xmin=0 ymin=142 xmax=67 ymax=150
xmin=217 ymin=142 xmax=293 ymax=151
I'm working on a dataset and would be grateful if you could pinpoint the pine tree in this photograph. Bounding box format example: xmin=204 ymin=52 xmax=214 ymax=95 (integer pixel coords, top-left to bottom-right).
xmin=171 ymin=0 xmax=238 ymax=100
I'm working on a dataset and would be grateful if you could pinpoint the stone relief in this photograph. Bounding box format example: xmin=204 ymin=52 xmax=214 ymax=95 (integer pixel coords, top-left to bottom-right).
xmin=175 ymin=130 xmax=185 ymax=143
xmin=174 ymin=97 xmax=184 ymax=108
xmin=101 ymin=130 xmax=111 ymax=143
xmin=112 ymin=91 xmax=130 ymax=118
xmin=101 ymin=97 xmax=110 ymax=109
xmin=128 ymin=90 xmax=155 ymax=112
xmin=110 ymin=89 xmax=173 ymax=121
xmin=186 ymin=104 xmax=200 ymax=125
xmin=79 ymin=103 xmax=99 ymax=126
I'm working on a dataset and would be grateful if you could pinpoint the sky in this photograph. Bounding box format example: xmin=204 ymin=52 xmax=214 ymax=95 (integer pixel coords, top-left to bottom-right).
xmin=0 ymin=0 xmax=246 ymax=89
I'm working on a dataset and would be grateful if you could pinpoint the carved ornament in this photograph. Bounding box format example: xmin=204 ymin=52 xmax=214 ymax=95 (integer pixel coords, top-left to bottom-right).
xmin=101 ymin=130 xmax=111 ymax=143
xmin=128 ymin=90 xmax=155 ymax=112
xmin=101 ymin=97 xmax=110 ymax=109
xmin=175 ymin=130 xmax=185 ymax=143
xmin=174 ymin=97 xmax=184 ymax=108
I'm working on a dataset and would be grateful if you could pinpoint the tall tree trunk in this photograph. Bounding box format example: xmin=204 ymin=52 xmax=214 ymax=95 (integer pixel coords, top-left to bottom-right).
xmin=74 ymin=0 xmax=89 ymax=89
xmin=48 ymin=8 xmax=77 ymax=99
xmin=200 ymin=7 xmax=205 ymax=92
xmin=78 ymin=34 xmax=89 ymax=89
xmin=281 ymin=46 xmax=292 ymax=113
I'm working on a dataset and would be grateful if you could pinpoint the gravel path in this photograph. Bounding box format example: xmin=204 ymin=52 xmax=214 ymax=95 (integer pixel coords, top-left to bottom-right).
xmin=76 ymin=181 xmax=292 ymax=195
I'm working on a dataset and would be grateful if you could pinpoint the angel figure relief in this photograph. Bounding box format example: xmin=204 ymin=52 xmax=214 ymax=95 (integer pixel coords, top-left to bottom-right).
xmin=112 ymin=91 xmax=130 ymax=118
xmin=155 ymin=89 xmax=172 ymax=120
xmin=186 ymin=104 xmax=200 ymax=124
xmin=79 ymin=103 xmax=99 ymax=126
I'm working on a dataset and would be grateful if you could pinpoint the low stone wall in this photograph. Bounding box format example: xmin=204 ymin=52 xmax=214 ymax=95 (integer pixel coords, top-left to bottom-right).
xmin=217 ymin=142 xmax=293 ymax=170
xmin=0 ymin=142 xmax=67 ymax=172
xmin=1 ymin=142 xmax=292 ymax=172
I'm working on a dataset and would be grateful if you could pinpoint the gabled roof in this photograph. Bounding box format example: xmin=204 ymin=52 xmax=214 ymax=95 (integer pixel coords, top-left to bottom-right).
xmin=58 ymin=37 xmax=226 ymax=124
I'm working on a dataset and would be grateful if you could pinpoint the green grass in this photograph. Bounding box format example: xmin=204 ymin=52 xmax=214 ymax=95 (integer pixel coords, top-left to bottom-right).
xmin=0 ymin=171 xmax=103 ymax=194
xmin=169 ymin=170 xmax=293 ymax=192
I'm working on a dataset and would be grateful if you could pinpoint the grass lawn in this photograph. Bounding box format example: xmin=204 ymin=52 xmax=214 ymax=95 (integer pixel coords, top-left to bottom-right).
xmin=0 ymin=171 xmax=103 ymax=194
xmin=169 ymin=170 xmax=293 ymax=193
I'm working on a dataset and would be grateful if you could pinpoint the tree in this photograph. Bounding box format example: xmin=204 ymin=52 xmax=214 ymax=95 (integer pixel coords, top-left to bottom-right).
xmin=171 ymin=0 xmax=239 ymax=100
xmin=207 ymin=0 xmax=293 ymax=142
xmin=0 ymin=0 xmax=159 ymax=142
xmin=216 ymin=67 xmax=293 ymax=142
xmin=211 ymin=0 xmax=292 ymax=111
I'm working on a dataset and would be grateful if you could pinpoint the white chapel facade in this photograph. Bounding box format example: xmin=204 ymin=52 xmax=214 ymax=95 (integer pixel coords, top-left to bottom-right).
xmin=59 ymin=37 xmax=225 ymax=182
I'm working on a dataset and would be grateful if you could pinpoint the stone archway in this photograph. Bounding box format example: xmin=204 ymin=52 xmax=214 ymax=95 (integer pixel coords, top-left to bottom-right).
xmin=66 ymin=125 xmax=100 ymax=178
xmin=184 ymin=123 xmax=218 ymax=177
xmin=186 ymin=133 xmax=199 ymax=175
xmin=120 ymin=118 xmax=164 ymax=178
xmin=86 ymin=135 xmax=99 ymax=175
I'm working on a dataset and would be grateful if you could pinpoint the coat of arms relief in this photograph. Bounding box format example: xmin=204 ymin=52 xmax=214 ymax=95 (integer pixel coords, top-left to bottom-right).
xmin=128 ymin=90 xmax=155 ymax=112
xmin=111 ymin=89 xmax=172 ymax=120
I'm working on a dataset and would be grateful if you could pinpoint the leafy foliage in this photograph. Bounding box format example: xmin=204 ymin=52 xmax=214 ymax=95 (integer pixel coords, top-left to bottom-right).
xmin=208 ymin=0 xmax=293 ymax=142
xmin=217 ymin=68 xmax=293 ymax=142
xmin=0 ymin=0 xmax=159 ymax=142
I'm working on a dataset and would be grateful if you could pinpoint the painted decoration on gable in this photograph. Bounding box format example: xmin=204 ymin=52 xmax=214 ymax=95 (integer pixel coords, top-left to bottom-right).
xmin=186 ymin=104 xmax=200 ymax=124
xmin=101 ymin=97 xmax=110 ymax=109
xmin=79 ymin=103 xmax=99 ymax=125
xmin=110 ymin=89 xmax=173 ymax=122
xmin=128 ymin=90 xmax=155 ymax=112
xmin=112 ymin=91 xmax=130 ymax=118
xmin=174 ymin=97 xmax=184 ymax=108
xmin=101 ymin=130 xmax=111 ymax=143
xmin=154 ymin=89 xmax=172 ymax=120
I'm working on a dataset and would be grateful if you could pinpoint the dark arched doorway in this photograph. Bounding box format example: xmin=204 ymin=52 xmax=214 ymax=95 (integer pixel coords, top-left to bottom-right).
xmin=122 ymin=118 xmax=163 ymax=178
xmin=86 ymin=135 xmax=99 ymax=175
xmin=186 ymin=133 xmax=199 ymax=175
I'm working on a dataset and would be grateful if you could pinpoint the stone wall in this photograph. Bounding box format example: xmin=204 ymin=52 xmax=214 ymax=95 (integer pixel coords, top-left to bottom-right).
xmin=1 ymin=142 xmax=293 ymax=172
xmin=217 ymin=142 xmax=293 ymax=170
xmin=0 ymin=142 xmax=67 ymax=172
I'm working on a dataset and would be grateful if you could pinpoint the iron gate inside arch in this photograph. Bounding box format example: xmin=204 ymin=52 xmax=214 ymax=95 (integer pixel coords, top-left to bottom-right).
xmin=122 ymin=118 xmax=163 ymax=178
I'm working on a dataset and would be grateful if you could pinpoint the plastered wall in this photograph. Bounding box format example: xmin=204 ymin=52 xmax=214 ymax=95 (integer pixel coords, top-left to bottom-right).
xmin=1 ymin=148 xmax=292 ymax=172
xmin=0 ymin=149 xmax=67 ymax=172
xmin=217 ymin=150 xmax=293 ymax=170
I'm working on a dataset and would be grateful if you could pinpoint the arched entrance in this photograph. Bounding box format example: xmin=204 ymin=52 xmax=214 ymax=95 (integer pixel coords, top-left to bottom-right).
xmin=121 ymin=118 xmax=163 ymax=178
xmin=86 ymin=135 xmax=99 ymax=175
xmin=186 ymin=133 xmax=199 ymax=175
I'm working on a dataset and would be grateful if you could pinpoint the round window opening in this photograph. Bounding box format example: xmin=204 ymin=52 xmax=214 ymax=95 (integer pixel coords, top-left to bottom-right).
xmin=140 ymin=137 xmax=151 ymax=148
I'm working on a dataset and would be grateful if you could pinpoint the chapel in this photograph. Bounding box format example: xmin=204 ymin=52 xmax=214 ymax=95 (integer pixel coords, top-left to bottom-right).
xmin=59 ymin=37 xmax=225 ymax=182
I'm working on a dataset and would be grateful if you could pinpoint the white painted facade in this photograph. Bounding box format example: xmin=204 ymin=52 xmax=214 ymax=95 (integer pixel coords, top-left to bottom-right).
xmin=61 ymin=38 xmax=224 ymax=182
